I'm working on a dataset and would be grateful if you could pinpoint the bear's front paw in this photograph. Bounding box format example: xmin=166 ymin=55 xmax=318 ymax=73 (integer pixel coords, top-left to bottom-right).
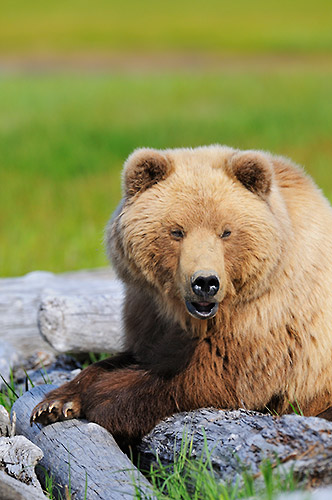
xmin=30 ymin=395 xmax=81 ymax=426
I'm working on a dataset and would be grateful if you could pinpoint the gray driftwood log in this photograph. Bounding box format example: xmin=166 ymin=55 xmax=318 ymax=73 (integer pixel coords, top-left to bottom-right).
xmin=12 ymin=385 xmax=154 ymax=500
xmin=0 ymin=405 xmax=12 ymax=437
xmin=0 ymin=471 xmax=48 ymax=500
xmin=39 ymin=291 xmax=124 ymax=354
xmin=0 ymin=269 xmax=124 ymax=366
xmin=0 ymin=435 xmax=47 ymax=500
xmin=139 ymin=408 xmax=332 ymax=489
xmin=0 ymin=435 xmax=44 ymax=489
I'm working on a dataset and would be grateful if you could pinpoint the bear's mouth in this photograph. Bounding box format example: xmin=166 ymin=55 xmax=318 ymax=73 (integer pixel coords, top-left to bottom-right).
xmin=185 ymin=301 xmax=219 ymax=320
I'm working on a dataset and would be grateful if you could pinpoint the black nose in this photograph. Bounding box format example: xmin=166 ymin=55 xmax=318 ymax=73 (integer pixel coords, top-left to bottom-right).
xmin=191 ymin=272 xmax=220 ymax=297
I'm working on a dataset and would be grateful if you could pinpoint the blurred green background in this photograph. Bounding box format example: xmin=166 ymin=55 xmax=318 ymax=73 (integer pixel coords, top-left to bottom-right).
xmin=1 ymin=0 xmax=332 ymax=276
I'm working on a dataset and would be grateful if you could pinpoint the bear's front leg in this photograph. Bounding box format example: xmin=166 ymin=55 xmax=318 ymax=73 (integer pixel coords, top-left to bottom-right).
xmin=79 ymin=367 xmax=180 ymax=443
xmin=31 ymin=363 xmax=183 ymax=443
xmin=30 ymin=353 xmax=135 ymax=426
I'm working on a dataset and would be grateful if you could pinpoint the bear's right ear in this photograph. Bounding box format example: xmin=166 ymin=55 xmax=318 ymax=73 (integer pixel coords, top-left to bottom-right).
xmin=123 ymin=149 xmax=173 ymax=198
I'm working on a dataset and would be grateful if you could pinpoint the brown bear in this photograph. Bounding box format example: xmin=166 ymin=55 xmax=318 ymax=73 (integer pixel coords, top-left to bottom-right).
xmin=31 ymin=145 xmax=332 ymax=444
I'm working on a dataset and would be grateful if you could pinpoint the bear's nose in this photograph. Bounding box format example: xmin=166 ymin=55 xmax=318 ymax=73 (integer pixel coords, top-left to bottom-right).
xmin=191 ymin=271 xmax=220 ymax=297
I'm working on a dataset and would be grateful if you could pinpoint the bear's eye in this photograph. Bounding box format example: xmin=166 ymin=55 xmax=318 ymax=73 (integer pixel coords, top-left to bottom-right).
xmin=171 ymin=229 xmax=184 ymax=240
xmin=221 ymin=229 xmax=231 ymax=239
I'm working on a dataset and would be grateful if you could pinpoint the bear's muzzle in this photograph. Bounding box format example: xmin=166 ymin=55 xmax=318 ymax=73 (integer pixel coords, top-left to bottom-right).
xmin=185 ymin=270 xmax=221 ymax=319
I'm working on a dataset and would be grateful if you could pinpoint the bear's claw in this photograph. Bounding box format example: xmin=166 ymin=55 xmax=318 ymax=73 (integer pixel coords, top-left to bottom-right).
xmin=62 ymin=401 xmax=74 ymax=418
xmin=30 ymin=398 xmax=80 ymax=426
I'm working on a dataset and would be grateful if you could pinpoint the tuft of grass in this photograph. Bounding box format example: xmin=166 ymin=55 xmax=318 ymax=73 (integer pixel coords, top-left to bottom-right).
xmin=41 ymin=468 xmax=60 ymax=499
xmin=39 ymin=467 xmax=72 ymax=500
xmin=0 ymin=371 xmax=21 ymax=412
xmin=265 ymin=398 xmax=305 ymax=418
xmin=83 ymin=352 xmax=110 ymax=368
xmin=135 ymin=431 xmax=300 ymax=499
xmin=288 ymin=399 xmax=304 ymax=417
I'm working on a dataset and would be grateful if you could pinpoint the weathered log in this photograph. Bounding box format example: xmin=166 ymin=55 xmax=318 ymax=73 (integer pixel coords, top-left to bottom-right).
xmin=39 ymin=292 xmax=124 ymax=354
xmin=0 ymin=405 xmax=12 ymax=437
xmin=139 ymin=408 xmax=332 ymax=489
xmin=0 ymin=343 xmax=20 ymax=387
xmin=0 ymin=269 xmax=123 ymax=360
xmin=0 ymin=435 xmax=44 ymax=489
xmin=0 ymin=435 xmax=47 ymax=499
xmin=12 ymin=385 xmax=154 ymax=500
xmin=0 ymin=471 xmax=48 ymax=500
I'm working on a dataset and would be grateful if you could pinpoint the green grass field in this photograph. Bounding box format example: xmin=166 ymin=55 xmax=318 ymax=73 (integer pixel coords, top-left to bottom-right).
xmin=2 ymin=68 xmax=332 ymax=277
xmin=1 ymin=0 xmax=332 ymax=54
xmin=1 ymin=0 xmax=332 ymax=277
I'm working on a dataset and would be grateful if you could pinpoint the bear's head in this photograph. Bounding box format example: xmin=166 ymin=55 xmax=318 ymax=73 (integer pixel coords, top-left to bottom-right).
xmin=107 ymin=146 xmax=290 ymax=328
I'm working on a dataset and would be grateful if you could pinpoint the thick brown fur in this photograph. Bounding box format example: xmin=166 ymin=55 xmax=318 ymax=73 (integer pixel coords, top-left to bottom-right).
xmin=31 ymin=145 xmax=332 ymax=444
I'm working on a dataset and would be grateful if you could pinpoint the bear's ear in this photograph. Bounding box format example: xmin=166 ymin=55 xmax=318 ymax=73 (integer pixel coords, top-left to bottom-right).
xmin=226 ymin=151 xmax=273 ymax=198
xmin=123 ymin=149 xmax=173 ymax=198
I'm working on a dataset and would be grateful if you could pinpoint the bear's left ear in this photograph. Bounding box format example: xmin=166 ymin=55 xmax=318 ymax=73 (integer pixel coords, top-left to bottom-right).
xmin=123 ymin=149 xmax=173 ymax=198
xmin=226 ymin=151 xmax=273 ymax=198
